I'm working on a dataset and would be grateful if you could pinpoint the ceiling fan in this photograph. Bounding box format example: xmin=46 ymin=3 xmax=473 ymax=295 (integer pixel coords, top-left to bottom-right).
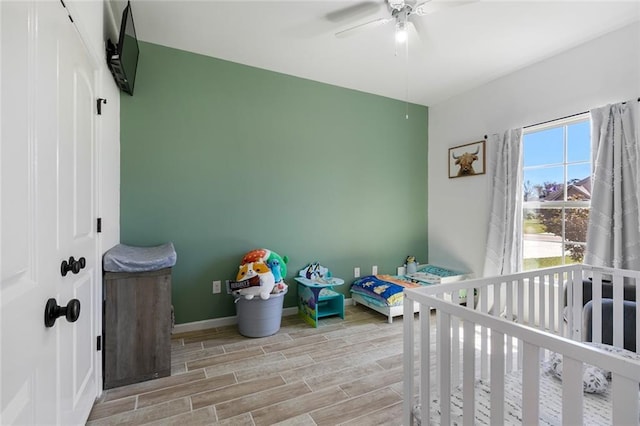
xmin=334 ymin=0 xmax=470 ymax=41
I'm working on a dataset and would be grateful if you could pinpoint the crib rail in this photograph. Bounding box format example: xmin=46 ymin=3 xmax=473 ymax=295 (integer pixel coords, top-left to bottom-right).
xmin=402 ymin=264 xmax=640 ymax=425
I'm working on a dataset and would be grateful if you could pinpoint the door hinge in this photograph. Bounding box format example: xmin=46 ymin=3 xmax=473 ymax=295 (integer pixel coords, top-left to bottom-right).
xmin=97 ymin=98 xmax=107 ymax=115
xmin=97 ymin=217 xmax=102 ymax=233
xmin=96 ymin=335 xmax=102 ymax=351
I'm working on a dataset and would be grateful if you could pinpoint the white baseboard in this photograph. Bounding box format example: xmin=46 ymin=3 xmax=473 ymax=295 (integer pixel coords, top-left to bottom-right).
xmin=172 ymin=298 xmax=354 ymax=334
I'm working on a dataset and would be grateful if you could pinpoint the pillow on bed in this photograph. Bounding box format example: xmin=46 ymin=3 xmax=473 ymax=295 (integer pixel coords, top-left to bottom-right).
xmin=583 ymin=342 xmax=640 ymax=379
xmin=547 ymin=352 xmax=609 ymax=394
xmin=548 ymin=343 xmax=640 ymax=393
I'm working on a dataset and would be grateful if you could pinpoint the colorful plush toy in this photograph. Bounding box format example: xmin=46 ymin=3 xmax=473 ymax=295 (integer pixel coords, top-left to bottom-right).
xmin=234 ymin=248 xmax=289 ymax=299
xmin=241 ymin=248 xmax=289 ymax=279
xmin=235 ymin=261 xmax=276 ymax=300
xmin=299 ymin=262 xmax=329 ymax=281
xmin=267 ymin=257 xmax=289 ymax=294
xmin=405 ymin=255 xmax=418 ymax=275
xmin=267 ymin=258 xmax=283 ymax=283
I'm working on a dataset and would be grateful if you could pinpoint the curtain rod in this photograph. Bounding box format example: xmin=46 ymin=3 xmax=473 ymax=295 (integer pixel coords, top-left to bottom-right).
xmin=484 ymin=98 xmax=640 ymax=139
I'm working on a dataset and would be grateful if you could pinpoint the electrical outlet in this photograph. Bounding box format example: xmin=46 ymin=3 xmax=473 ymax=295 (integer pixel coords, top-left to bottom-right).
xmin=354 ymin=267 xmax=360 ymax=278
xmin=212 ymin=280 xmax=221 ymax=294
xmin=372 ymin=265 xmax=378 ymax=275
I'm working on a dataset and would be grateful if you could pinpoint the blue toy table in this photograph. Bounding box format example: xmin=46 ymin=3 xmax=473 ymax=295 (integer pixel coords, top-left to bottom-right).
xmin=294 ymin=277 xmax=345 ymax=327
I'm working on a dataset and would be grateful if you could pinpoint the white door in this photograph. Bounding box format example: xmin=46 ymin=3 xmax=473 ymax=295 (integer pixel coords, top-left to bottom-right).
xmin=1 ymin=2 xmax=98 ymax=424
xmin=56 ymin=3 xmax=98 ymax=423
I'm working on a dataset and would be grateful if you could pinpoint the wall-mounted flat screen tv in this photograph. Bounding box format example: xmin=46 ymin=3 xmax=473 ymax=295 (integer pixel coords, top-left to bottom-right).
xmin=107 ymin=1 xmax=139 ymax=95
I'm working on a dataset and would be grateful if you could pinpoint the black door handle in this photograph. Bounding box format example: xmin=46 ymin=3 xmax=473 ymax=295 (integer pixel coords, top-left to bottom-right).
xmin=44 ymin=298 xmax=81 ymax=327
xmin=61 ymin=256 xmax=86 ymax=276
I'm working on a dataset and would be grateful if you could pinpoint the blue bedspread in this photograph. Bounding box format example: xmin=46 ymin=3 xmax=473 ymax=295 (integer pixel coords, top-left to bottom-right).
xmin=350 ymin=275 xmax=421 ymax=307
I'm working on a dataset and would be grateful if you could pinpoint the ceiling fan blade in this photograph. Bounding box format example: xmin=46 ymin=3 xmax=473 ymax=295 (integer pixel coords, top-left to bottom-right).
xmin=335 ymin=17 xmax=393 ymax=38
xmin=325 ymin=1 xmax=381 ymax=23
xmin=412 ymin=0 xmax=476 ymax=16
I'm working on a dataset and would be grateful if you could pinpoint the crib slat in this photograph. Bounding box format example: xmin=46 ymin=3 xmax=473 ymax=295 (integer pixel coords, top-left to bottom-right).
xmin=549 ymin=273 xmax=556 ymax=333
xmin=420 ymin=306 xmax=431 ymax=424
xmin=506 ymin=281 xmax=514 ymax=372
xmin=517 ymin=278 xmax=525 ymax=370
xmin=612 ymin=273 xmax=624 ymax=348
xmin=592 ymin=271 xmax=602 ymax=344
xmin=538 ymin=273 xmax=545 ymax=330
xmin=452 ymin=292 xmax=460 ymax=386
xmin=521 ymin=342 xmax=540 ymax=424
xmin=490 ymin=330 xmax=505 ymax=425
xmin=480 ymin=286 xmax=489 ymax=380
xmin=402 ymin=295 xmax=414 ymax=426
xmin=528 ymin=276 xmax=535 ymax=326
xmin=463 ymin=320 xmax=475 ymax=426
xmin=562 ymin=356 xmax=583 ymax=426
xmin=636 ymin=278 xmax=640 ymax=352
xmin=439 ymin=312 xmax=452 ymax=425
xmin=571 ymin=270 xmax=582 ymax=340
xmin=612 ymin=373 xmax=640 ymax=425
xmin=559 ymin=272 xmax=567 ymax=337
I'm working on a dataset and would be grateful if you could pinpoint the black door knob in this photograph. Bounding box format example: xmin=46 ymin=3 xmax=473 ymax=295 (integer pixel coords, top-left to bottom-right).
xmin=44 ymin=298 xmax=81 ymax=327
xmin=61 ymin=257 xmax=75 ymax=276
xmin=71 ymin=259 xmax=81 ymax=274
xmin=61 ymin=256 xmax=86 ymax=276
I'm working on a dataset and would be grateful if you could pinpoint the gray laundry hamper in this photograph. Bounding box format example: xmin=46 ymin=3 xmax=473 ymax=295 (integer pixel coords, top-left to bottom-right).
xmin=235 ymin=289 xmax=287 ymax=338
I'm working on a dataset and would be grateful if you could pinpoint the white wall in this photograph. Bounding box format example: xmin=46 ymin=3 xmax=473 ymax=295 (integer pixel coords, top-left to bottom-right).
xmin=428 ymin=22 xmax=640 ymax=277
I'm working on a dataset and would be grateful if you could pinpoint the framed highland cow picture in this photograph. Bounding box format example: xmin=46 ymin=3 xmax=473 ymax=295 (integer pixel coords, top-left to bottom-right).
xmin=448 ymin=140 xmax=486 ymax=178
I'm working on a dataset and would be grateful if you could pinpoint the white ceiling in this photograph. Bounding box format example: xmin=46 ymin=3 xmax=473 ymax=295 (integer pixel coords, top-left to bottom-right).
xmin=129 ymin=0 xmax=640 ymax=106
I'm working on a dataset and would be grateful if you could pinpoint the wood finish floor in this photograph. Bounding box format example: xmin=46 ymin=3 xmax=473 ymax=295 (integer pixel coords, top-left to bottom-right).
xmin=87 ymin=304 xmax=416 ymax=425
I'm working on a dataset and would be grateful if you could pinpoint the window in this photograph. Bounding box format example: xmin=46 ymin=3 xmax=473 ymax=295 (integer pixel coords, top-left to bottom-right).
xmin=522 ymin=114 xmax=591 ymax=271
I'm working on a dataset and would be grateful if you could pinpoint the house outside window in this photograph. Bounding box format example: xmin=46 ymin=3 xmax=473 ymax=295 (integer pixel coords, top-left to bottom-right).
xmin=522 ymin=114 xmax=591 ymax=271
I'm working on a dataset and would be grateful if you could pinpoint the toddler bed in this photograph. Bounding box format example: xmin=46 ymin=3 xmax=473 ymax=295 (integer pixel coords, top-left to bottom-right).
xmin=351 ymin=274 xmax=422 ymax=323
xmin=402 ymin=264 xmax=640 ymax=425
xmin=351 ymin=265 xmax=468 ymax=323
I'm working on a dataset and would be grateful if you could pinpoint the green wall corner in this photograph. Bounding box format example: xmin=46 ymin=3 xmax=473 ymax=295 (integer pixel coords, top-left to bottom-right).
xmin=120 ymin=42 xmax=429 ymax=324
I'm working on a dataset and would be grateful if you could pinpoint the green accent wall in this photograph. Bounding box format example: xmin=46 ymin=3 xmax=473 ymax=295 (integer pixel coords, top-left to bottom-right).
xmin=120 ymin=42 xmax=429 ymax=324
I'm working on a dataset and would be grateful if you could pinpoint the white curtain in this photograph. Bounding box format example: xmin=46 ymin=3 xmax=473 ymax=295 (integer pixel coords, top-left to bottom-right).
xmin=585 ymin=100 xmax=640 ymax=270
xmin=483 ymin=128 xmax=524 ymax=277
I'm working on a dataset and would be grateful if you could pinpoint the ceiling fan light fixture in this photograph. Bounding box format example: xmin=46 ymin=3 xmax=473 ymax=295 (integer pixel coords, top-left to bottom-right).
xmin=395 ymin=21 xmax=408 ymax=43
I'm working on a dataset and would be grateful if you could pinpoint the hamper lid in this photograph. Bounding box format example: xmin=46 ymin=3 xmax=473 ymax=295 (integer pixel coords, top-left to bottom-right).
xmin=103 ymin=242 xmax=177 ymax=273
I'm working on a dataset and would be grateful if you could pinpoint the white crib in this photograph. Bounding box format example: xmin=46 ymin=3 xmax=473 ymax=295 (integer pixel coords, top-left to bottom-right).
xmin=402 ymin=264 xmax=640 ymax=425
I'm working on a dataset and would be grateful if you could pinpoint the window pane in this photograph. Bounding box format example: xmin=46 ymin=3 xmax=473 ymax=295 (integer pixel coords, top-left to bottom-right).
xmin=522 ymin=118 xmax=591 ymax=271
xmin=567 ymin=164 xmax=591 ymax=201
xmin=567 ymin=121 xmax=590 ymax=163
xmin=523 ymin=207 xmax=564 ymax=270
xmin=523 ymin=127 xmax=564 ymax=167
xmin=523 ymin=166 xmax=564 ymax=201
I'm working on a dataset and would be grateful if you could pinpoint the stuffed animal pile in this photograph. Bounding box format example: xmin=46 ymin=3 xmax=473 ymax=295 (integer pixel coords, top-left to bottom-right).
xmin=234 ymin=248 xmax=288 ymax=300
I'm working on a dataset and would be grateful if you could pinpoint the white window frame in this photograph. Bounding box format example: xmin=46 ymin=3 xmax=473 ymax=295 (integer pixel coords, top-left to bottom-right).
xmin=522 ymin=113 xmax=591 ymax=269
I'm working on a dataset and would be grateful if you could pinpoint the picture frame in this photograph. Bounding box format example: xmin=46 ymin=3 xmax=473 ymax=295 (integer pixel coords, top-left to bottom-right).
xmin=448 ymin=140 xmax=486 ymax=178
